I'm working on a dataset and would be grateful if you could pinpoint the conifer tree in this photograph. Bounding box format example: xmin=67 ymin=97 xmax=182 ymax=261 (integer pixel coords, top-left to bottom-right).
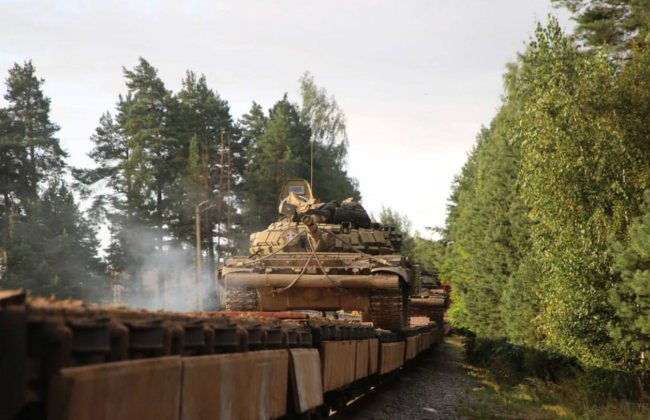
xmin=116 ymin=58 xmax=183 ymax=305
xmin=178 ymin=72 xmax=237 ymax=308
xmin=3 ymin=61 xmax=66 ymax=202
xmin=4 ymin=179 xmax=108 ymax=300
xmin=553 ymin=0 xmax=650 ymax=53
xmin=0 ymin=62 xmax=108 ymax=301
xmin=241 ymin=96 xmax=312 ymax=231
xmin=610 ymin=191 xmax=650 ymax=372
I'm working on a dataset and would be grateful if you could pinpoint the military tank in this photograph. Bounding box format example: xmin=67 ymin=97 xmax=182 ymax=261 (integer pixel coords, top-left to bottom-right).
xmin=409 ymin=270 xmax=450 ymax=327
xmin=219 ymin=179 xmax=421 ymax=331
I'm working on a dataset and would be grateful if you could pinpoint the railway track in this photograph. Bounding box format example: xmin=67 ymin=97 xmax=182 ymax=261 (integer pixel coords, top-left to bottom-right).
xmin=0 ymin=289 xmax=451 ymax=420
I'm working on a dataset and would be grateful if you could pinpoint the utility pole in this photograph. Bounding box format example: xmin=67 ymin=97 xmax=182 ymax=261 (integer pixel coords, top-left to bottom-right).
xmin=195 ymin=200 xmax=215 ymax=311
xmin=216 ymin=132 xmax=232 ymax=296
xmin=195 ymin=201 xmax=206 ymax=311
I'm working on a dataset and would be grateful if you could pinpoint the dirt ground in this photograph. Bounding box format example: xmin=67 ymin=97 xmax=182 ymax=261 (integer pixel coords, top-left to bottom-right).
xmin=332 ymin=336 xmax=477 ymax=420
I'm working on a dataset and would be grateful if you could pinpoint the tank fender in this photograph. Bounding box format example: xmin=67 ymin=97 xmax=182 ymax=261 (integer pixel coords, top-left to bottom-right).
xmin=370 ymin=267 xmax=410 ymax=284
xmin=219 ymin=267 xmax=253 ymax=288
xmin=221 ymin=267 xmax=254 ymax=275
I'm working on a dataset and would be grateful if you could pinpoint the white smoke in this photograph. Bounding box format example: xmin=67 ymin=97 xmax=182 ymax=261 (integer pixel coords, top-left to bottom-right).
xmin=110 ymin=224 xmax=221 ymax=312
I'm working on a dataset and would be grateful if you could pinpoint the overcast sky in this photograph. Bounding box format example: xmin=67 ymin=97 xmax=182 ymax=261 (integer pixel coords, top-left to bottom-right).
xmin=0 ymin=0 xmax=573 ymax=237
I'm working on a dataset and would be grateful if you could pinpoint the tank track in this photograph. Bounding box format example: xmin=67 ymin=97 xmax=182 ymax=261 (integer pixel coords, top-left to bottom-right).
xmin=225 ymin=286 xmax=259 ymax=311
xmin=367 ymin=288 xmax=409 ymax=331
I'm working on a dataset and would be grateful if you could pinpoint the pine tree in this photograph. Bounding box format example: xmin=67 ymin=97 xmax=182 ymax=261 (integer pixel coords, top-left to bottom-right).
xmin=241 ymin=96 xmax=312 ymax=231
xmin=178 ymin=72 xmax=237 ymax=308
xmin=240 ymin=77 xmax=360 ymax=234
xmin=4 ymin=179 xmax=108 ymax=300
xmin=553 ymin=0 xmax=650 ymax=53
xmin=610 ymin=191 xmax=650 ymax=372
xmin=3 ymin=61 xmax=66 ymax=201
xmin=116 ymin=58 xmax=183 ymax=306
xmin=0 ymin=108 xmax=25 ymax=272
xmin=0 ymin=62 xmax=108 ymax=301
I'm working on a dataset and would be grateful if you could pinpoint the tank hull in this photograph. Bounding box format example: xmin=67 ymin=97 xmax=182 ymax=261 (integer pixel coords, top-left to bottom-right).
xmin=222 ymin=253 xmax=414 ymax=330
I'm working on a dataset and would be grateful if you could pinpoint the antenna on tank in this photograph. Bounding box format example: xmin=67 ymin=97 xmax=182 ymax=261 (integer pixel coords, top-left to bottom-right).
xmin=310 ymin=138 xmax=314 ymax=193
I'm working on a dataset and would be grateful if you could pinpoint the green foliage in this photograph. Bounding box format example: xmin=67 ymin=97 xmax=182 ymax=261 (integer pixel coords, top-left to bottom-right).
xmin=378 ymin=206 xmax=415 ymax=257
xmin=553 ymin=0 xmax=650 ymax=54
xmin=445 ymin=16 xmax=650 ymax=375
xmin=610 ymin=192 xmax=650 ymax=367
xmin=411 ymin=234 xmax=446 ymax=275
xmin=443 ymin=100 xmax=528 ymax=340
xmin=0 ymin=62 xmax=108 ymax=301
xmin=3 ymin=179 xmax=108 ymax=301
xmin=241 ymin=96 xmax=313 ymax=231
xmin=69 ymin=62 xmax=357 ymax=307
xmin=241 ymin=77 xmax=359 ymax=232
xmin=462 ymin=337 xmax=648 ymax=420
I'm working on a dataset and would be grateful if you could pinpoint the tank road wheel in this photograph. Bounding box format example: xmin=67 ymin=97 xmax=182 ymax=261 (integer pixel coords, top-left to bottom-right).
xmin=225 ymin=287 xmax=259 ymax=312
xmin=366 ymin=288 xmax=410 ymax=331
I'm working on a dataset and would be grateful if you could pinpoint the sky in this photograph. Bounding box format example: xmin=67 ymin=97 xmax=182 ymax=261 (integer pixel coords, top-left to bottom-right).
xmin=0 ymin=0 xmax=573 ymax=238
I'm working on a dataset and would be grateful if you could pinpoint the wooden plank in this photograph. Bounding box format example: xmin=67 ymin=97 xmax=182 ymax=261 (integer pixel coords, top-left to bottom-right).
xmin=379 ymin=342 xmax=405 ymax=375
xmin=320 ymin=341 xmax=356 ymax=392
xmin=289 ymin=349 xmax=324 ymax=413
xmin=355 ymin=340 xmax=369 ymax=380
xmin=423 ymin=331 xmax=433 ymax=349
xmin=48 ymin=357 xmax=182 ymax=420
xmin=181 ymin=350 xmax=289 ymax=420
xmin=405 ymin=336 xmax=419 ymax=360
xmin=368 ymin=338 xmax=379 ymax=375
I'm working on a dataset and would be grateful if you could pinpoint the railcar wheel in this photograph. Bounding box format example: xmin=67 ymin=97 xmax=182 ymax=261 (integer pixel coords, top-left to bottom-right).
xmin=225 ymin=287 xmax=259 ymax=311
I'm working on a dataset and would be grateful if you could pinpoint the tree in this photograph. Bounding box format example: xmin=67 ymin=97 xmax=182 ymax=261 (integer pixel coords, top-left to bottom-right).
xmin=378 ymin=206 xmax=415 ymax=258
xmin=3 ymin=179 xmax=108 ymax=300
xmin=178 ymin=72 xmax=237 ymax=308
xmin=514 ymin=20 xmax=650 ymax=367
xmin=0 ymin=108 xmax=25 ymax=271
xmin=116 ymin=58 xmax=184 ymax=306
xmin=298 ymin=73 xmax=359 ymax=203
xmin=0 ymin=62 xmax=108 ymax=302
xmin=3 ymin=61 xmax=66 ymax=201
xmin=241 ymin=96 xmax=312 ymax=231
xmin=441 ymin=92 xmax=530 ymax=340
xmin=609 ymin=191 xmax=650 ymax=372
xmin=77 ymin=58 xmax=186 ymax=307
xmin=553 ymin=0 xmax=650 ymax=53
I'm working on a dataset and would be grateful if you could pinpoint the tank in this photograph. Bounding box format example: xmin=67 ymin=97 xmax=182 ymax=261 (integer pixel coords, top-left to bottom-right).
xmin=409 ymin=270 xmax=450 ymax=327
xmin=219 ymin=179 xmax=421 ymax=331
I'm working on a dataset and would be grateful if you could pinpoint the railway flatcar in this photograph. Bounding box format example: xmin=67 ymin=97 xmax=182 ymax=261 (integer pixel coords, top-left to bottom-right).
xmin=0 ymin=290 xmax=451 ymax=420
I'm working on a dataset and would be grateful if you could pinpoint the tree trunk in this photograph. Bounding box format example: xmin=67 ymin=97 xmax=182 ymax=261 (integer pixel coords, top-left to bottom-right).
xmin=156 ymin=138 xmax=165 ymax=308
xmin=2 ymin=192 xmax=10 ymax=270
xmin=202 ymin=143 xmax=217 ymax=309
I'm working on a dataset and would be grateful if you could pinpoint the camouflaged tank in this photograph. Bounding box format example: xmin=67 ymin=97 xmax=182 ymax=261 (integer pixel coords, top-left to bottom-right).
xmin=409 ymin=270 xmax=450 ymax=327
xmin=219 ymin=179 xmax=421 ymax=331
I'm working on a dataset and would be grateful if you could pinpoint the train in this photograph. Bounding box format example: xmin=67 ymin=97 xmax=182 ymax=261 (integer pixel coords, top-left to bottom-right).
xmin=0 ymin=289 xmax=451 ymax=420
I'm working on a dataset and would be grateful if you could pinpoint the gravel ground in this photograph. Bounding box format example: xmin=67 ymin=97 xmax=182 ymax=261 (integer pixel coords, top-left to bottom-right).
xmin=332 ymin=336 xmax=476 ymax=420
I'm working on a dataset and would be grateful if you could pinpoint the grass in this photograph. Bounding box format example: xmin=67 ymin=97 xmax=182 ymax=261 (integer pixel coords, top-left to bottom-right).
xmin=449 ymin=338 xmax=650 ymax=420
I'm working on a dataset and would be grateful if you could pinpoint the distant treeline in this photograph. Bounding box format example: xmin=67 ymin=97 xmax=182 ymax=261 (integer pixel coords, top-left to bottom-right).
xmin=0 ymin=59 xmax=359 ymax=308
xmin=444 ymin=0 xmax=650 ymax=375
